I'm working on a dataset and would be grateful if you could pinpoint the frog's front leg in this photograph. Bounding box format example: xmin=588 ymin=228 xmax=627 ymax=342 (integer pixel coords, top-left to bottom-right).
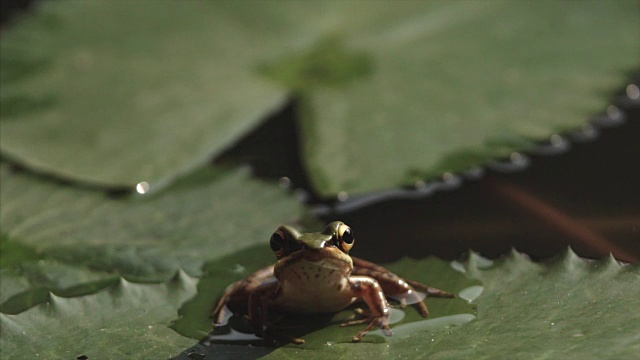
xmin=352 ymin=257 xmax=454 ymax=317
xmin=342 ymin=276 xmax=393 ymax=342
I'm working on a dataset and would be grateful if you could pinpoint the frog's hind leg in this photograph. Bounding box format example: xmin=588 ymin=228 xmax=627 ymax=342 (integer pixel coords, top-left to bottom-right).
xmin=210 ymin=265 xmax=275 ymax=325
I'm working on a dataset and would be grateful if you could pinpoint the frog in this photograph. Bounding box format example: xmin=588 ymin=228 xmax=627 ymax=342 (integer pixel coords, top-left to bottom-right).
xmin=211 ymin=221 xmax=454 ymax=344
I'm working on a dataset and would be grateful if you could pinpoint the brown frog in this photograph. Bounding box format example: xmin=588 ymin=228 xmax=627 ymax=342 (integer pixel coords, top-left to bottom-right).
xmin=211 ymin=221 xmax=454 ymax=343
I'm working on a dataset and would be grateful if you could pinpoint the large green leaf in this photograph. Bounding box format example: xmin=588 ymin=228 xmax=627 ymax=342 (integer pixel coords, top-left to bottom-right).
xmin=0 ymin=271 xmax=198 ymax=359
xmin=263 ymin=250 xmax=639 ymax=359
xmin=0 ymin=1 xmax=292 ymax=189
xmin=0 ymin=163 xmax=304 ymax=281
xmin=172 ymin=247 xmax=639 ymax=359
xmin=2 ymin=241 xmax=636 ymax=359
xmin=2 ymin=1 xmax=637 ymax=196
xmin=297 ymin=1 xmax=640 ymax=195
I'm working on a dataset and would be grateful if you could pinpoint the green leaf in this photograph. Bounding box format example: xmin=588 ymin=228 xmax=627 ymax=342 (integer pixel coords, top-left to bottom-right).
xmin=264 ymin=250 xmax=639 ymax=359
xmin=2 ymin=1 xmax=637 ymax=196
xmin=0 ymin=163 xmax=304 ymax=281
xmin=299 ymin=1 xmax=640 ymax=196
xmin=0 ymin=236 xmax=118 ymax=314
xmin=0 ymin=271 xmax=198 ymax=359
xmin=0 ymin=1 xmax=289 ymax=189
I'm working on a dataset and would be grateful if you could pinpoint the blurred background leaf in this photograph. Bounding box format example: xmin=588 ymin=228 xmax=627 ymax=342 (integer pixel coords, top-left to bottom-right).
xmin=1 ymin=1 xmax=637 ymax=196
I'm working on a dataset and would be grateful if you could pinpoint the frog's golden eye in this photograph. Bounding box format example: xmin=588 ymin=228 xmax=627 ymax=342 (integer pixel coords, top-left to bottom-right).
xmin=270 ymin=228 xmax=288 ymax=258
xmin=337 ymin=223 xmax=354 ymax=253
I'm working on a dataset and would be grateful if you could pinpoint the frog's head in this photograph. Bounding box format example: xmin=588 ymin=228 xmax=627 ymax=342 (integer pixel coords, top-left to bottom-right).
xmin=269 ymin=221 xmax=355 ymax=260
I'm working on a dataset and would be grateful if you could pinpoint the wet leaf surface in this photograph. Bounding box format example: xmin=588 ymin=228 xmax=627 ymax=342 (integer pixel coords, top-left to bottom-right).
xmin=170 ymin=249 xmax=640 ymax=359
xmin=263 ymin=250 xmax=640 ymax=359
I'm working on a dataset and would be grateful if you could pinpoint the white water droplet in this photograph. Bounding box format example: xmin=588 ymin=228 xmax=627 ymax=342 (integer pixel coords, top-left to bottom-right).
xmin=231 ymin=264 xmax=245 ymax=274
xmin=626 ymin=84 xmax=639 ymax=100
xmin=136 ymin=181 xmax=150 ymax=194
xmin=278 ymin=177 xmax=291 ymax=188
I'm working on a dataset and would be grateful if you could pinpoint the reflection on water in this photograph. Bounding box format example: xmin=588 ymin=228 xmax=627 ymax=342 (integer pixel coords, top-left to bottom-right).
xmin=368 ymin=313 xmax=476 ymax=342
xmin=388 ymin=289 xmax=426 ymax=307
xmin=458 ymin=285 xmax=484 ymax=302
xmin=202 ymin=328 xmax=262 ymax=344
xmin=450 ymin=260 xmax=466 ymax=273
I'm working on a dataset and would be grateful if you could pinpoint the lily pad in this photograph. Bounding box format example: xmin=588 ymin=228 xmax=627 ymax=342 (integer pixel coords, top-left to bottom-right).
xmin=0 ymin=1 xmax=291 ymax=189
xmin=0 ymin=163 xmax=304 ymax=281
xmin=264 ymin=249 xmax=640 ymax=359
xmin=0 ymin=262 xmax=117 ymax=315
xmin=299 ymin=1 xmax=640 ymax=196
xmin=2 ymin=1 xmax=638 ymax=196
xmin=0 ymin=271 xmax=198 ymax=359
xmin=2 ymin=239 xmax=636 ymax=359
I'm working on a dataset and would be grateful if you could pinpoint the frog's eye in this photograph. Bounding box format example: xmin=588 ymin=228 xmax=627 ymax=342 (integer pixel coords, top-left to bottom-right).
xmin=270 ymin=229 xmax=288 ymax=258
xmin=337 ymin=223 xmax=354 ymax=253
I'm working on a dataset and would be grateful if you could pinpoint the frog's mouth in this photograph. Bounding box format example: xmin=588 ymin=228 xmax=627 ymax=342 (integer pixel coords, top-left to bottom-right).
xmin=300 ymin=247 xmax=353 ymax=269
xmin=274 ymin=247 xmax=353 ymax=278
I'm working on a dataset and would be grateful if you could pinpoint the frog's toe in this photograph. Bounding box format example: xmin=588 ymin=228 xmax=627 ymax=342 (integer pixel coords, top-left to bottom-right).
xmin=351 ymin=325 xmax=393 ymax=342
xmin=381 ymin=325 xmax=393 ymax=337
xmin=349 ymin=316 xmax=393 ymax=342
xmin=264 ymin=327 xmax=305 ymax=345
xmin=340 ymin=318 xmax=369 ymax=327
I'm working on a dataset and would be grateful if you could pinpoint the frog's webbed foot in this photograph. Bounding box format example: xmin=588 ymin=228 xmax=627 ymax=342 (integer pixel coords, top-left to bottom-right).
xmin=340 ymin=308 xmax=393 ymax=342
xmin=344 ymin=276 xmax=394 ymax=342
xmin=341 ymin=315 xmax=392 ymax=342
